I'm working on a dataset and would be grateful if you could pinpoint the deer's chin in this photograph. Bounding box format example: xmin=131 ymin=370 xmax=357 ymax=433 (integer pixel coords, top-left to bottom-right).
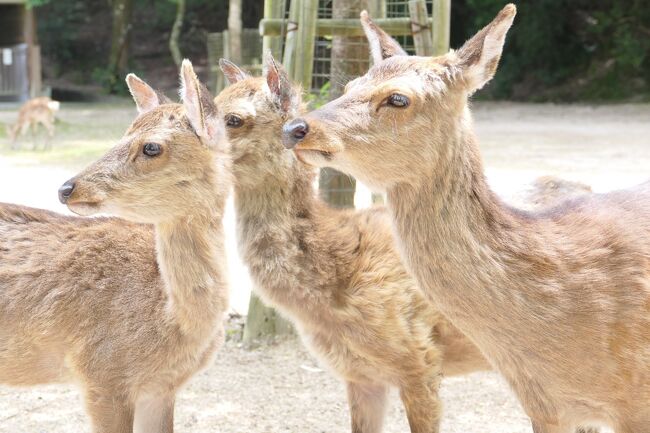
xmin=67 ymin=201 xmax=103 ymax=216
xmin=293 ymin=149 xmax=335 ymax=167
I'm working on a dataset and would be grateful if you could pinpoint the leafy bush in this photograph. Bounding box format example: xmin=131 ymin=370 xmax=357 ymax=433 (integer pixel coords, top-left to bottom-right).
xmin=458 ymin=0 xmax=650 ymax=100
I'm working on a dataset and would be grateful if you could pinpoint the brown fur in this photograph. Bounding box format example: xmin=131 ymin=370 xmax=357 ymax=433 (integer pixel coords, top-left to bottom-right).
xmin=218 ymin=56 xmax=596 ymax=433
xmin=0 ymin=61 xmax=230 ymax=432
xmin=285 ymin=5 xmax=650 ymax=432
xmin=7 ymin=96 xmax=59 ymax=150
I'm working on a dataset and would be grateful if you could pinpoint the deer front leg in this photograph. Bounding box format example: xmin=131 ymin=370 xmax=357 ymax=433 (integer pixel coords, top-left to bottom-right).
xmin=346 ymin=381 xmax=389 ymax=433
xmin=84 ymin=386 xmax=134 ymax=433
xmin=398 ymin=375 xmax=442 ymax=433
xmin=134 ymin=393 xmax=175 ymax=433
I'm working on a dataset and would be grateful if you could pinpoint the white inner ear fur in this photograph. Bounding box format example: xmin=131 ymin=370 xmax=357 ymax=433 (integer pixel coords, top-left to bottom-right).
xmin=180 ymin=64 xmax=207 ymax=138
xmin=127 ymin=74 xmax=160 ymax=114
xmin=463 ymin=16 xmax=514 ymax=91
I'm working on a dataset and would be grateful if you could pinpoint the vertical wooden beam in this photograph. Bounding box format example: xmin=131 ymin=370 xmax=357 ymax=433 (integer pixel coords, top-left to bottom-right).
xmin=282 ymin=0 xmax=300 ymax=76
xmin=262 ymin=0 xmax=285 ymax=59
xmin=367 ymin=0 xmax=385 ymax=20
xmin=23 ymin=6 xmax=41 ymax=97
xmin=293 ymin=0 xmax=317 ymax=90
xmin=409 ymin=0 xmax=433 ymax=56
xmin=432 ymin=0 xmax=450 ymax=56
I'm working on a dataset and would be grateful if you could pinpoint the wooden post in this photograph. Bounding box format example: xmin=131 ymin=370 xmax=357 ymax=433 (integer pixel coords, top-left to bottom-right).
xmin=409 ymin=0 xmax=433 ymax=56
xmin=23 ymin=7 xmax=41 ymax=97
xmin=432 ymin=0 xmax=450 ymax=56
xmin=293 ymin=0 xmax=318 ymax=89
xmin=262 ymin=0 xmax=285 ymax=59
xmin=368 ymin=0 xmax=386 ymax=20
xmin=282 ymin=0 xmax=300 ymax=76
xmin=228 ymin=0 xmax=243 ymax=65
xmin=243 ymin=295 xmax=293 ymax=346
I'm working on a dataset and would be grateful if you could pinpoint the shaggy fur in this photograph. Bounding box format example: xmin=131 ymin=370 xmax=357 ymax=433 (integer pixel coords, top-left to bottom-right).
xmin=286 ymin=5 xmax=650 ymax=432
xmin=0 ymin=61 xmax=230 ymax=432
xmin=217 ymin=55 xmax=596 ymax=433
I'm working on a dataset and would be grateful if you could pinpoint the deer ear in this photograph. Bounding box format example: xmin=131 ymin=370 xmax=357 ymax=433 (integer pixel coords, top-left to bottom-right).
xmin=360 ymin=10 xmax=407 ymax=64
xmin=179 ymin=59 xmax=222 ymax=144
xmin=264 ymin=51 xmax=297 ymax=113
xmin=219 ymin=59 xmax=250 ymax=84
xmin=455 ymin=4 xmax=516 ymax=93
xmin=126 ymin=74 xmax=162 ymax=113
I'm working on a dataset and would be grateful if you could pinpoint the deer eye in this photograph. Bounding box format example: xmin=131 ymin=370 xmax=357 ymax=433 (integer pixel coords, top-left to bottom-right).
xmin=143 ymin=142 xmax=162 ymax=157
xmin=386 ymin=94 xmax=409 ymax=108
xmin=225 ymin=114 xmax=243 ymax=128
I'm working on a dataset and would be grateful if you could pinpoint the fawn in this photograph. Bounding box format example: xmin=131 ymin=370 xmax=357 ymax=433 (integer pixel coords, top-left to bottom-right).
xmin=282 ymin=5 xmax=650 ymax=432
xmin=218 ymin=54 xmax=597 ymax=433
xmin=8 ymin=96 xmax=59 ymax=150
xmin=0 ymin=60 xmax=230 ymax=432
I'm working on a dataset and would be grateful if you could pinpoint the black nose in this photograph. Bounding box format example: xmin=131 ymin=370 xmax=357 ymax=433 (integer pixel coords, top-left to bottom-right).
xmin=282 ymin=118 xmax=309 ymax=149
xmin=58 ymin=179 xmax=75 ymax=204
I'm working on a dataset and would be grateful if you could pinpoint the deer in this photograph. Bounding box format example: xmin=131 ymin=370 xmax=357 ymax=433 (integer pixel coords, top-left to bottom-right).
xmin=217 ymin=53 xmax=599 ymax=433
xmin=7 ymin=96 xmax=60 ymax=150
xmin=0 ymin=60 xmax=230 ymax=432
xmin=281 ymin=4 xmax=650 ymax=432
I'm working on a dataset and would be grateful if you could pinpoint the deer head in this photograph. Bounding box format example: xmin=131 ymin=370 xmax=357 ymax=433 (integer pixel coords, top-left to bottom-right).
xmin=282 ymin=4 xmax=516 ymax=191
xmin=216 ymin=53 xmax=303 ymax=187
xmin=58 ymin=60 xmax=229 ymax=223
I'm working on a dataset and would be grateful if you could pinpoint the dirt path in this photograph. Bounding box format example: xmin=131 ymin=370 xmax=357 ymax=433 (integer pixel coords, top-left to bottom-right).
xmin=1 ymin=102 xmax=647 ymax=432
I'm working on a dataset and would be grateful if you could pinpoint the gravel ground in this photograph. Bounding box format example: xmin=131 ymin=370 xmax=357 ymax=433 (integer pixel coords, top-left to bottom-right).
xmin=1 ymin=101 xmax=648 ymax=432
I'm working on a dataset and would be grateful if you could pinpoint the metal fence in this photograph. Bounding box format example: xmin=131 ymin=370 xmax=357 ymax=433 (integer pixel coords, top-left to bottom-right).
xmin=0 ymin=44 xmax=29 ymax=102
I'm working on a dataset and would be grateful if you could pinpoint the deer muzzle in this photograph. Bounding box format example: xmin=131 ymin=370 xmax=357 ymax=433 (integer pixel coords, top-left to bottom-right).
xmin=282 ymin=118 xmax=309 ymax=149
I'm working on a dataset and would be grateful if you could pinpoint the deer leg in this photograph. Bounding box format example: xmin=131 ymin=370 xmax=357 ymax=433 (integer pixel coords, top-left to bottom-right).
xmin=134 ymin=393 xmax=175 ymax=433
xmin=44 ymin=120 xmax=55 ymax=150
xmin=399 ymin=375 xmax=442 ymax=433
xmin=346 ymin=381 xmax=389 ymax=433
xmin=83 ymin=386 xmax=134 ymax=433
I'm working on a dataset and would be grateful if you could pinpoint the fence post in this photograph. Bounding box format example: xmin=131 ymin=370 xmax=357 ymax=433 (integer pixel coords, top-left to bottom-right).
xmin=409 ymin=0 xmax=433 ymax=56
xmin=282 ymin=0 xmax=301 ymax=76
xmin=263 ymin=0 xmax=285 ymax=59
xmin=368 ymin=0 xmax=386 ymax=20
xmin=432 ymin=0 xmax=450 ymax=55
xmin=294 ymin=0 xmax=318 ymax=89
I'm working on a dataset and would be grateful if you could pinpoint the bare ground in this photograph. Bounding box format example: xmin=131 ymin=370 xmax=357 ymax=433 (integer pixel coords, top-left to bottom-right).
xmin=1 ymin=101 xmax=649 ymax=432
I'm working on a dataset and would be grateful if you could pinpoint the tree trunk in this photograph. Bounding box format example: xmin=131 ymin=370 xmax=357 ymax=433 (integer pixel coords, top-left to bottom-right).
xmin=227 ymin=0 xmax=243 ymax=65
xmin=108 ymin=0 xmax=134 ymax=93
xmin=169 ymin=0 xmax=186 ymax=67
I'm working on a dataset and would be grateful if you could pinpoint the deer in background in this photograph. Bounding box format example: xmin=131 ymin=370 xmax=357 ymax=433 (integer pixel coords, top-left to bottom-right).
xmin=283 ymin=4 xmax=650 ymax=432
xmin=7 ymin=96 xmax=60 ymax=150
xmin=218 ymin=54 xmax=598 ymax=433
xmin=0 ymin=60 xmax=230 ymax=432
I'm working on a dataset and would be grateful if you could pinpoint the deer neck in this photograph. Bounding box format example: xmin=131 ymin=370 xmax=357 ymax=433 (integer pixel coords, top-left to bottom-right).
xmin=155 ymin=192 xmax=228 ymax=337
xmin=233 ymin=153 xmax=335 ymax=316
xmin=234 ymin=154 xmax=316 ymax=238
xmin=387 ymin=113 xmax=541 ymax=337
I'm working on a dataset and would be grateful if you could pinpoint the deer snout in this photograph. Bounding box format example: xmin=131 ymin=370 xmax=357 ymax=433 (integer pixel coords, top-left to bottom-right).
xmin=282 ymin=118 xmax=309 ymax=149
xmin=58 ymin=179 xmax=76 ymax=204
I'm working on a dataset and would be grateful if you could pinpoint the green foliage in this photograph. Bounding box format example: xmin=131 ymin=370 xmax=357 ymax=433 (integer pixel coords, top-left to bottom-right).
xmin=305 ymin=81 xmax=331 ymax=109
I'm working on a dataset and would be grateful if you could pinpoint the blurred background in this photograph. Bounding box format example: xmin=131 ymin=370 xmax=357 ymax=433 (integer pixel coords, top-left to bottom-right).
xmin=0 ymin=0 xmax=648 ymax=431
